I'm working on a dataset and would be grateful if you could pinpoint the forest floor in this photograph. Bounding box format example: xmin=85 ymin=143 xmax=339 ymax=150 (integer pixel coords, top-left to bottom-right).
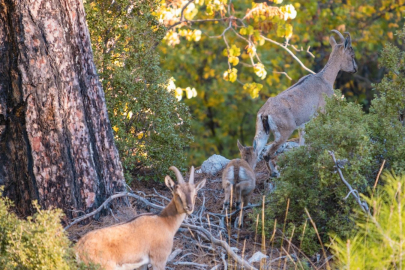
xmin=67 ymin=140 xmax=328 ymax=269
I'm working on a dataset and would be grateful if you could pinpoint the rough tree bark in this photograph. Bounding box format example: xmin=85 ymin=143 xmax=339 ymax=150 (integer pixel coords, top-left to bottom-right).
xmin=0 ymin=0 xmax=124 ymax=219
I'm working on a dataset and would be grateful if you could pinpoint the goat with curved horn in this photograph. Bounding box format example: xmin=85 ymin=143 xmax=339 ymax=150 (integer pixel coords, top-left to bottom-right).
xmin=169 ymin=166 xmax=185 ymax=184
xmin=75 ymin=166 xmax=206 ymax=270
xmin=253 ymin=30 xmax=357 ymax=177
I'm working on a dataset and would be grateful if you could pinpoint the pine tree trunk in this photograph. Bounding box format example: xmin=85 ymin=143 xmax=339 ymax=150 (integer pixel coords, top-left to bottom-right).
xmin=0 ymin=0 xmax=124 ymax=219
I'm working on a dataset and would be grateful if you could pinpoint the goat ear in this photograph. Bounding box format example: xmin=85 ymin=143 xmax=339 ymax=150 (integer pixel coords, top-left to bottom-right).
xmin=165 ymin=175 xmax=176 ymax=192
xmin=329 ymin=36 xmax=337 ymax=48
xmin=344 ymin=36 xmax=350 ymax=49
xmin=237 ymin=140 xmax=244 ymax=152
xmin=195 ymin=179 xmax=206 ymax=192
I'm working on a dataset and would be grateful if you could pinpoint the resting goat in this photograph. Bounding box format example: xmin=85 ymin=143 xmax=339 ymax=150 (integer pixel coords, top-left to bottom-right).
xmin=222 ymin=140 xmax=257 ymax=214
xmin=75 ymin=166 xmax=206 ymax=270
xmin=253 ymin=30 xmax=357 ymax=176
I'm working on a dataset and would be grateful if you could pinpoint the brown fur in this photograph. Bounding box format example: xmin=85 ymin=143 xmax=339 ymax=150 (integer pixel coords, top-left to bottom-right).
xmin=75 ymin=166 xmax=206 ymax=270
xmin=253 ymin=30 xmax=357 ymax=176
xmin=222 ymin=141 xmax=257 ymax=211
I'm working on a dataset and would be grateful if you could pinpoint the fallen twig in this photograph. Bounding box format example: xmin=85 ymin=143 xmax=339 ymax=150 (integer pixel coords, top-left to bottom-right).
xmin=64 ymin=192 xmax=163 ymax=230
xmin=172 ymin=261 xmax=208 ymax=268
xmin=167 ymin=248 xmax=182 ymax=263
xmin=182 ymin=223 xmax=258 ymax=270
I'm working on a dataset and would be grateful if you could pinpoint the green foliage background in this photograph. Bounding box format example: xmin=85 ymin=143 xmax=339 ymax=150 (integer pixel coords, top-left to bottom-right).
xmin=82 ymin=0 xmax=405 ymax=258
xmin=84 ymin=0 xmax=405 ymax=177
xmin=4 ymin=1 xmax=405 ymax=268
xmin=158 ymin=0 xmax=405 ymax=164
xmin=85 ymin=0 xmax=193 ymax=181
xmin=0 ymin=194 xmax=96 ymax=269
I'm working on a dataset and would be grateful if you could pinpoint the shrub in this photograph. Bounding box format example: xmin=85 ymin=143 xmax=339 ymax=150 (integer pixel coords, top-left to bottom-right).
xmin=366 ymin=26 xmax=405 ymax=172
xmin=260 ymin=25 xmax=405 ymax=255
xmin=0 ymin=193 xmax=99 ymax=269
xmin=330 ymin=26 xmax=405 ymax=269
xmin=330 ymin=173 xmax=405 ymax=269
xmin=0 ymin=197 xmax=68 ymax=269
xmin=260 ymin=92 xmax=374 ymax=254
xmin=85 ymin=0 xmax=193 ymax=181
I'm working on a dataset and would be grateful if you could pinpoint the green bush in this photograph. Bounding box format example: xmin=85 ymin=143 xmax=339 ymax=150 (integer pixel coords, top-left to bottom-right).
xmin=260 ymin=25 xmax=405 ymax=255
xmin=367 ymin=28 xmax=405 ymax=172
xmin=259 ymin=92 xmax=374 ymax=254
xmin=0 ymin=197 xmax=67 ymax=269
xmin=85 ymin=0 xmax=193 ymax=181
xmin=0 ymin=194 xmax=99 ymax=269
xmin=330 ymin=173 xmax=405 ymax=269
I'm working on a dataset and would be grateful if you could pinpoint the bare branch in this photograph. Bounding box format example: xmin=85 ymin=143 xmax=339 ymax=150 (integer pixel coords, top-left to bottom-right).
xmin=183 ymin=223 xmax=258 ymax=270
xmin=166 ymin=0 xmax=196 ymax=32
xmin=289 ymin=44 xmax=315 ymax=58
xmin=274 ymin=71 xmax=292 ymax=80
xmin=328 ymin=151 xmax=395 ymax=249
xmin=328 ymin=151 xmax=369 ymax=213
xmin=172 ymin=261 xmax=208 ymax=268
xmin=260 ymin=35 xmax=316 ymax=75
xmin=64 ymin=192 xmax=163 ymax=230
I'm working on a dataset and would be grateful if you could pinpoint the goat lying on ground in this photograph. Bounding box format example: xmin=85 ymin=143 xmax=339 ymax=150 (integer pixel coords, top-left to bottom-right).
xmin=75 ymin=166 xmax=206 ymax=270
xmin=222 ymin=140 xmax=257 ymax=218
xmin=253 ymin=30 xmax=357 ymax=176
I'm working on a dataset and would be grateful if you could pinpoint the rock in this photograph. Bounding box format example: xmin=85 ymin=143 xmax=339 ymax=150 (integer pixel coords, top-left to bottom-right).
xmin=198 ymin=154 xmax=230 ymax=175
xmin=248 ymin=251 xmax=268 ymax=264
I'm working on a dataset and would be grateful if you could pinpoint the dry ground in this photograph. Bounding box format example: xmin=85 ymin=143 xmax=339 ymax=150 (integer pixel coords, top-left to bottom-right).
xmin=67 ymin=142 xmax=329 ymax=269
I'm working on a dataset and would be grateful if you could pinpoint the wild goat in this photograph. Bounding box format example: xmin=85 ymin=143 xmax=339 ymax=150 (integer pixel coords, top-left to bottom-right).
xmin=253 ymin=30 xmax=357 ymax=176
xmin=75 ymin=166 xmax=206 ymax=270
xmin=222 ymin=140 xmax=257 ymax=213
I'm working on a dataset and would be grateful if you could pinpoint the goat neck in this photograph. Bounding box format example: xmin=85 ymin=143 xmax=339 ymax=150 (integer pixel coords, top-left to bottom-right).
xmin=319 ymin=48 xmax=342 ymax=86
xmin=158 ymin=194 xmax=186 ymax=233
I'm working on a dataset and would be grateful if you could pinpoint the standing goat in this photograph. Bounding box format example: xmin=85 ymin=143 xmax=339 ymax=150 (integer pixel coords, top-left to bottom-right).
xmin=75 ymin=166 xmax=206 ymax=270
xmin=253 ymin=30 xmax=357 ymax=176
xmin=222 ymin=140 xmax=257 ymax=213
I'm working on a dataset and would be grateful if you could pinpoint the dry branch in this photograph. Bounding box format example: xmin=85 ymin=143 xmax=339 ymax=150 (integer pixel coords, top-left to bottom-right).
xmin=328 ymin=151 xmax=369 ymax=213
xmin=183 ymin=223 xmax=258 ymax=270
xmin=64 ymin=192 xmax=164 ymax=230
xmin=65 ymin=190 xmax=257 ymax=269
xmin=328 ymin=150 xmax=395 ymax=249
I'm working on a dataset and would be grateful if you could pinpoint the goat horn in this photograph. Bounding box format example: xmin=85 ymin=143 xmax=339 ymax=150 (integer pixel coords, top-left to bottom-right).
xmin=169 ymin=166 xmax=185 ymax=184
xmin=330 ymin=30 xmax=345 ymax=43
xmin=189 ymin=166 xmax=195 ymax=184
xmin=344 ymin=32 xmax=352 ymax=46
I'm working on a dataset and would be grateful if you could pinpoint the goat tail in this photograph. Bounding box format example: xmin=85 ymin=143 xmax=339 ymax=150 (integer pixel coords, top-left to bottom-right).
xmin=261 ymin=115 xmax=270 ymax=135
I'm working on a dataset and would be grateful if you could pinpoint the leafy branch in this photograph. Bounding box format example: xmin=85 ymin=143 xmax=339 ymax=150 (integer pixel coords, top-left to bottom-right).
xmin=157 ymin=0 xmax=316 ymax=93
